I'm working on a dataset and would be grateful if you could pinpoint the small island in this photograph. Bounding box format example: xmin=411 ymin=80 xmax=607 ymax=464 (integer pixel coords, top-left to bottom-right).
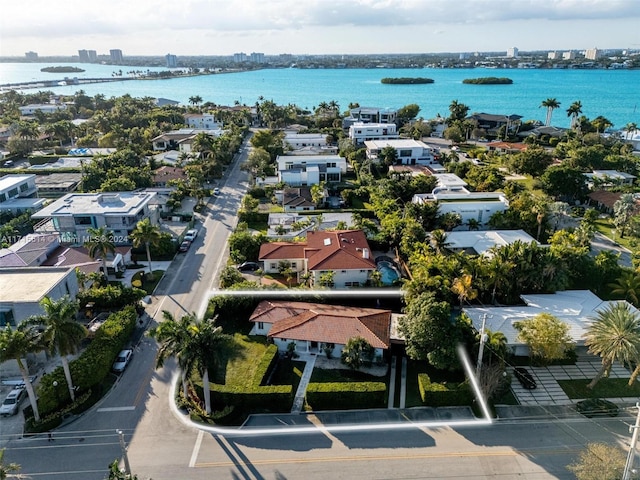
xmin=40 ymin=66 xmax=85 ymax=73
xmin=462 ymin=77 xmax=513 ymax=85
xmin=381 ymin=77 xmax=434 ymax=84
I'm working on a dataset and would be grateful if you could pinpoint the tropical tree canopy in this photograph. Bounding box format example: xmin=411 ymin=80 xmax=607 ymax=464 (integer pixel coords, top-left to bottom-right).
xmin=514 ymin=313 xmax=574 ymax=365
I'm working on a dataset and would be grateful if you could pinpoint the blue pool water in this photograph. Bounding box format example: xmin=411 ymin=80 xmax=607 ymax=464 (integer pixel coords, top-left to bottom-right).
xmin=377 ymin=261 xmax=400 ymax=285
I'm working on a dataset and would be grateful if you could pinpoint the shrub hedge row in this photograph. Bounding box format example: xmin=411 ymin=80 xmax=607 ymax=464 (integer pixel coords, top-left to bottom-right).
xmin=417 ymin=374 xmax=473 ymax=407
xmin=306 ymin=382 xmax=387 ymax=410
xmin=35 ymin=306 xmax=138 ymax=416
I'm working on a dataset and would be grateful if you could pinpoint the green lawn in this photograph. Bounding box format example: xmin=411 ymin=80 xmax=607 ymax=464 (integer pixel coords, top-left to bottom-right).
xmin=557 ymin=378 xmax=640 ymax=399
xmin=593 ymin=218 xmax=637 ymax=250
xmin=310 ymin=367 xmax=384 ymax=383
xmin=216 ymin=334 xmax=270 ymax=386
xmin=404 ymin=359 xmax=467 ymax=408
xmin=130 ymin=269 xmax=164 ymax=294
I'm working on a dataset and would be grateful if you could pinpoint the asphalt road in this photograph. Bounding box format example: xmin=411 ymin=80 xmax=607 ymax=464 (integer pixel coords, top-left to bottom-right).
xmin=2 ymin=133 xmax=253 ymax=479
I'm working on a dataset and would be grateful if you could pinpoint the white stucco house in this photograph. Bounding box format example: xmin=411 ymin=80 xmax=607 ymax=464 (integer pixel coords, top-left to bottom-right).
xmin=259 ymin=229 xmax=377 ymax=288
xmin=19 ymin=103 xmax=68 ymax=116
xmin=463 ymin=290 xmax=635 ymax=357
xmin=249 ymin=300 xmax=392 ymax=358
xmin=412 ymin=187 xmax=509 ymax=226
xmin=31 ymin=191 xmax=158 ymax=245
xmin=349 ymin=122 xmax=399 ymax=145
xmin=444 ymin=230 xmax=538 ymax=255
xmin=365 ymin=139 xmax=436 ymax=165
xmin=0 ymin=174 xmax=45 ymax=214
xmin=276 ymin=155 xmax=347 ymax=186
xmin=184 ymin=113 xmax=222 ymax=130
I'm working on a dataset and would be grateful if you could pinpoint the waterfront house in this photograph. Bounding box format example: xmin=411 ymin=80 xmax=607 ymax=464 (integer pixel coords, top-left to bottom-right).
xmin=348 ymin=122 xmax=399 ymax=146
xmin=249 ymin=300 xmax=391 ymax=357
xmin=467 ymin=113 xmax=522 ymax=138
xmin=343 ymin=107 xmax=398 ymax=128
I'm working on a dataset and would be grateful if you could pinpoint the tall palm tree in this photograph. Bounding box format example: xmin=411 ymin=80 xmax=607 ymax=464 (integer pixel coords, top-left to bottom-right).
xmin=451 ymin=273 xmax=478 ymax=308
xmin=0 ymin=323 xmax=43 ymax=422
xmin=27 ymin=296 xmax=86 ymax=401
xmin=149 ymin=311 xmax=228 ymax=414
xmin=566 ymin=101 xmax=582 ymax=129
xmin=608 ymin=271 xmax=640 ymax=307
xmin=540 ymin=98 xmax=560 ymax=126
xmin=84 ymin=226 xmax=116 ymax=278
xmin=430 ymin=229 xmax=450 ymax=254
xmin=624 ymin=122 xmax=638 ymax=140
xmin=130 ymin=218 xmax=162 ymax=279
xmin=583 ymin=302 xmax=640 ymax=388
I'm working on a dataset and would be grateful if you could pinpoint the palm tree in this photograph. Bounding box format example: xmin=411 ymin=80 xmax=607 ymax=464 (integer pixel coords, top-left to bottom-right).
xmin=84 ymin=226 xmax=116 ymax=278
xmin=26 ymin=296 xmax=86 ymax=401
xmin=566 ymin=101 xmax=582 ymax=129
xmin=540 ymin=98 xmax=560 ymax=127
xmin=0 ymin=323 xmax=43 ymax=422
xmin=591 ymin=115 xmax=613 ymax=134
xmin=130 ymin=218 xmax=162 ymax=279
xmin=466 ymin=218 xmax=480 ymax=231
xmin=430 ymin=229 xmax=449 ymax=254
xmin=624 ymin=122 xmax=638 ymax=140
xmin=451 ymin=273 xmax=478 ymax=308
xmin=188 ymin=95 xmax=203 ymax=109
xmin=0 ymin=448 xmax=21 ymax=480
xmin=583 ymin=302 xmax=640 ymax=388
xmin=149 ymin=311 xmax=228 ymax=414
xmin=608 ymin=271 xmax=640 ymax=307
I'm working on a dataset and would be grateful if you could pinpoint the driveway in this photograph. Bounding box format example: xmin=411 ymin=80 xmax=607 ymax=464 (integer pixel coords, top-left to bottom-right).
xmin=509 ymin=361 xmax=635 ymax=406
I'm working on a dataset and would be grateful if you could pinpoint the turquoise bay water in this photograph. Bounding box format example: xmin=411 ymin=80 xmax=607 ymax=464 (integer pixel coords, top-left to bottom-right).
xmin=2 ymin=63 xmax=639 ymax=128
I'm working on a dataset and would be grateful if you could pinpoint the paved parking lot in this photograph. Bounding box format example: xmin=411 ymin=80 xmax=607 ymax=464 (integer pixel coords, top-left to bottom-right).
xmin=510 ymin=361 xmax=635 ymax=405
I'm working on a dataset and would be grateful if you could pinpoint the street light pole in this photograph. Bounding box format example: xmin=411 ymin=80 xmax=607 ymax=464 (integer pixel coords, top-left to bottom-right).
xmin=117 ymin=430 xmax=132 ymax=476
xmin=623 ymin=402 xmax=640 ymax=480
xmin=476 ymin=313 xmax=488 ymax=378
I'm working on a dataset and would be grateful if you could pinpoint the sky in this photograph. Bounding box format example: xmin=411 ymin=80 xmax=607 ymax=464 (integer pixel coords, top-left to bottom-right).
xmin=1 ymin=0 xmax=639 ymax=57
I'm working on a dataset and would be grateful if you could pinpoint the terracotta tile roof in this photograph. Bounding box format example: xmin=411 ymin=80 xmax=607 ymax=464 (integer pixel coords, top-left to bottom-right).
xmin=588 ymin=190 xmax=623 ymax=209
xmin=250 ymin=300 xmax=391 ymax=348
xmin=305 ymin=230 xmax=376 ymax=270
xmin=152 ymin=166 xmax=187 ymax=184
xmin=259 ymin=242 xmax=306 ymax=260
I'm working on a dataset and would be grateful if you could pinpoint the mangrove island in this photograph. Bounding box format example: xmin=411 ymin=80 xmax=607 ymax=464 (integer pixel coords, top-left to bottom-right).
xmin=462 ymin=77 xmax=513 ymax=84
xmin=381 ymin=77 xmax=434 ymax=84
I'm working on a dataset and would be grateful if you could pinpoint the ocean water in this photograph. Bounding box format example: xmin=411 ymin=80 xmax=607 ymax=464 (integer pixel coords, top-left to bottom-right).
xmin=1 ymin=62 xmax=639 ymax=129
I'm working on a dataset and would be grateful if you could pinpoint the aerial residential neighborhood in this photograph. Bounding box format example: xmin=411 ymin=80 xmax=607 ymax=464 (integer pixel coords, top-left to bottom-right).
xmin=1 ymin=64 xmax=640 ymax=479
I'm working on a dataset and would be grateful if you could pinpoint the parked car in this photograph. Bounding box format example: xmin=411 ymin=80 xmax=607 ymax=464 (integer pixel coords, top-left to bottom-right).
xmin=576 ymin=398 xmax=619 ymax=417
xmin=0 ymin=386 xmax=26 ymax=416
xmin=184 ymin=229 xmax=198 ymax=242
xmin=213 ymin=187 xmax=220 ymax=195
xmin=3 ymin=160 xmax=14 ymax=168
xmin=112 ymin=349 xmax=133 ymax=373
xmin=237 ymin=261 xmax=260 ymax=272
xmin=514 ymin=367 xmax=537 ymax=389
xmin=179 ymin=240 xmax=191 ymax=252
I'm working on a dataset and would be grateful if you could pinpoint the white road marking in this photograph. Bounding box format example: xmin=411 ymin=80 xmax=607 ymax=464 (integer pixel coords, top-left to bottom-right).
xmin=189 ymin=429 xmax=204 ymax=467
xmin=96 ymin=406 xmax=136 ymax=412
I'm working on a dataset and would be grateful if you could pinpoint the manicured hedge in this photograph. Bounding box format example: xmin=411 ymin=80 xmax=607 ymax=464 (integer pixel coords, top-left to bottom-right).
xmin=418 ymin=374 xmax=473 ymax=407
xmin=305 ymin=382 xmax=387 ymax=410
xmin=35 ymin=306 xmax=138 ymax=416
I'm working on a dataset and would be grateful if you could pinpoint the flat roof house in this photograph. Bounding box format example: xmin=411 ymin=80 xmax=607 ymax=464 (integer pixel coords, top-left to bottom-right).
xmin=348 ymin=122 xmax=399 ymax=146
xmin=365 ymin=139 xmax=435 ymax=165
xmin=31 ymin=191 xmax=157 ymax=244
xmin=277 ymin=155 xmax=346 ymax=186
xmin=0 ymin=174 xmax=45 ymax=214
xmin=343 ymin=107 xmax=398 ymax=128
xmin=19 ymin=103 xmax=68 ymax=116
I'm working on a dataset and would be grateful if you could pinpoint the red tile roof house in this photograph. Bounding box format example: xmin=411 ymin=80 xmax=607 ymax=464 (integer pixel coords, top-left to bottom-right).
xmin=249 ymin=300 xmax=391 ymax=357
xmin=258 ymin=229 xmax=377 ymax=288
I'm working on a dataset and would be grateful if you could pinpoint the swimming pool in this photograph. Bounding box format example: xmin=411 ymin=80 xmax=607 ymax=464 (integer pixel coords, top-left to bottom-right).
xmin=377 ymin=260 xmax=400 ymax=285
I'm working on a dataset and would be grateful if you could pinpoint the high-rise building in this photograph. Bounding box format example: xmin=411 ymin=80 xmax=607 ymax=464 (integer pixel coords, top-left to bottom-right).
xmin=110 ymin=49 xmax=124 ymax=64
xmin=563 ymin=51 xmax=576 ymax=60
xmin=585 ymin=48 xmax=601 ymax=60
xmin=506 ymin=47 xmax=519 ymax=58
xmin=233 ymin=52 xmax=247 ymax=63
xmin=165 ymin=54 xmax=178 ymax=68
xmin=78 ymin=50 xmax=90 ymax=63
xmin=25 ymin=51 xmax=38 ymax=60
xmin=249 ymin=52 xmax=265 ymax=64
xmin=547 ymin=51 xmax=559 ymax=60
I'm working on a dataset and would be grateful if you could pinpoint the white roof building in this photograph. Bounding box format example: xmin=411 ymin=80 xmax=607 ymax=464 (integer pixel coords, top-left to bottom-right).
xmin=277 ymin=154 xmax=347 ymax=186
xmin=444 ymin=230 xmax=538 ymax=255
xmin=348 ymin=122 xmax=399 ymax=145
xmin=365 ymin=139 xmax=436 ymax=165
xmin=463 ymin=290 xmax=632 ymax=356
xmin=0 ymin=174 xmax=44 ymax=214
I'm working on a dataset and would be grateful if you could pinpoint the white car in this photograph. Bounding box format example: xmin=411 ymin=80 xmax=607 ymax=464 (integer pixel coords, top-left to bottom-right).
xmin=0 ymin=387 xmax=26 ymax=416
xmin=112 ymin=349 xmax=133 ymax=373
xmin=184 ymin=229 xmax=198 ymax=242
xmin=213 ymin=188 xmax=221 ymax=195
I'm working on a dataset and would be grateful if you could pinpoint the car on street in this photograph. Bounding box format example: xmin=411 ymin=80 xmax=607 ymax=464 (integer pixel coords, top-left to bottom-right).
xmin=576 ymin=398 xmax=619 ymax=417
xmin=184 ymin=229 xmax=198 ymax=242
xmin=513 ymin=367 xmax=537 ymax=389
xmin=179 ymin=240 xmax=191 ymax=252
xmin=3 ymin=160 xmax=14 ymax=168
xmin=0 ymin=386 xmax=26 ymax=416
xmin=213 ymin=187 xmax=220 ymax=195
xmin=237 ymin=261 xmax=261 ymax=272
xmin=112 ymin=349 xmax=133 ymax=373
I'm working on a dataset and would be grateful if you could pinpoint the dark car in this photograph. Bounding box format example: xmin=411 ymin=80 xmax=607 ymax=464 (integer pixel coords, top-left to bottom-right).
xmin=514 ymin=367 xmax=537 ymax=389
xmin=576 ymin=398 xmax=619 ymax=418
xmin=237 ymin=261 xmax=260 ymax=272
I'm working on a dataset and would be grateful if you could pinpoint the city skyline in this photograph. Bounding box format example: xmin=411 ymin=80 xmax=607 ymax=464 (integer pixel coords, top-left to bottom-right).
xmin=1 ymin=0 xmax=639 ymax=58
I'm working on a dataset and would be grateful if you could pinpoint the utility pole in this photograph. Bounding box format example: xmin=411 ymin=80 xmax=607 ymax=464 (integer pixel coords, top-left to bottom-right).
xmin=476 ymin=313 xmax=488 ymax=378
xmin=623 ymin=402 xmax=640 ymax=480
xmin=117 ymin=430 xmax=132 ymax=476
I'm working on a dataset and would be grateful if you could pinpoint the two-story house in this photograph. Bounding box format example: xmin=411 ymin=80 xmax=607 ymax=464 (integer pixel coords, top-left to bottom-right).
xmin=31 ymin=191 xmax=158 ymax=244
xmin=348 ymin=122 xmax=399 ymax=146
xmin=343 ymin=107 xmax=398 ymax=128
xmin=365 ymin=139 xmax=436 ymax=165
xmin=468 ymin=113 xmax=522 ymax=138
xmin=259 ymin=229 xmax=377 ymax=288
xmin=277 ymin=155 xmax=347 ymax=186
xmin=0 ymin=174 xmax=45 ymax=214
xmin=184 ymin=113 xmax=222 ymax=130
